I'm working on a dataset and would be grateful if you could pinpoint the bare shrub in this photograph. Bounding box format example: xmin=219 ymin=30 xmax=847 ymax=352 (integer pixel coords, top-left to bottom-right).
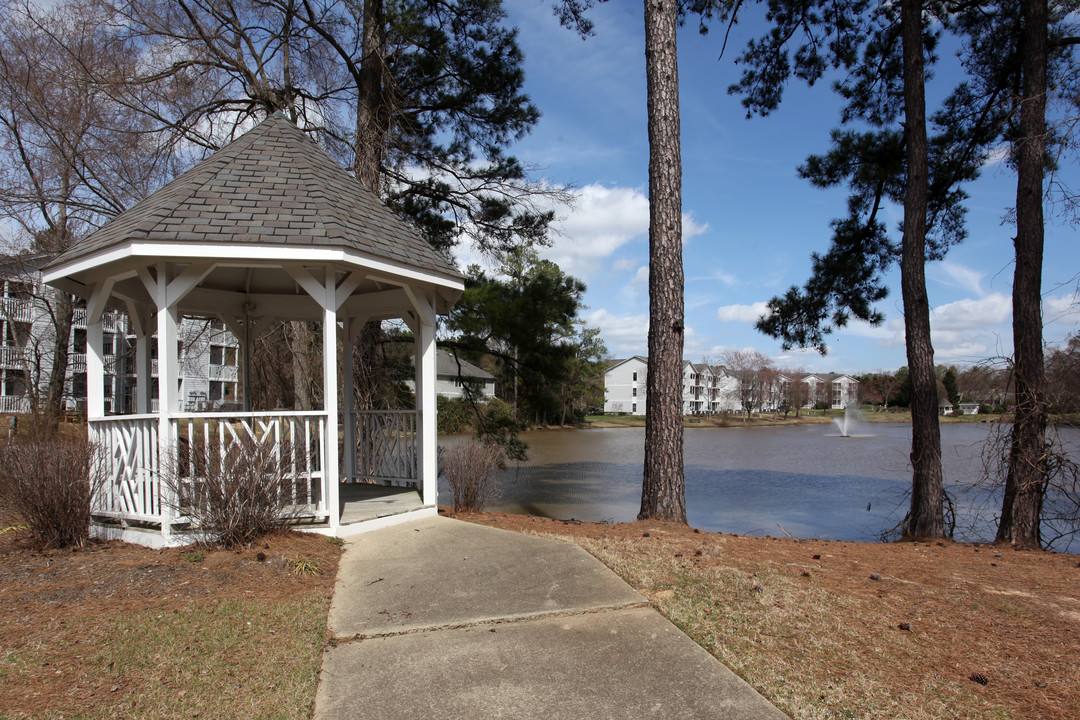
xmin=955 ymin=420 xmax=1080 ymax=551
xmin=166 ymin=435 xmax=303 ymax=548
xmin=442 ymin=440 xmax=504 ymax=513
xmin=0 ymin=433 xmax=104 ymax=549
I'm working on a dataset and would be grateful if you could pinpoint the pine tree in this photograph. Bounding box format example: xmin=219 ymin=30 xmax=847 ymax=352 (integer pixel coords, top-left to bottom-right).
xmin=640 ymin=0 xmax=687 ymax=523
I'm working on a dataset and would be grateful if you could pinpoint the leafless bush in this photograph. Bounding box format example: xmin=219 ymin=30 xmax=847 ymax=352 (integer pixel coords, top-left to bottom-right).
xmin=0 ymin=433 xmax=104 ymax=549
xmin=956 ymin=420 xmax=1080 ymax=551
xmin=166 ymin=435 xmax=303 ymax=548
xmin=442 ymin=440 xmax=504 ymax=513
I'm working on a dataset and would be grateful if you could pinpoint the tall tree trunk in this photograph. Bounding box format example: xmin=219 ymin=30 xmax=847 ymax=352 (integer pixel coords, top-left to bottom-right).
xmin=354 ymin=0 xmax=387 ymax=191
xmin=900 ymin=0 xmax=945 ymax=539
xmin=289 ymin=321 xmax=312 ymax=411
xmin=43 ymin=290 xmax=74 ymax=432
xmin=997 ymin=0 xmax=1048 ymax=549
xmin=639 ymin=0 xmax=686 ymax=524
xmin=350 ymin=0 xmax=391 ymax=412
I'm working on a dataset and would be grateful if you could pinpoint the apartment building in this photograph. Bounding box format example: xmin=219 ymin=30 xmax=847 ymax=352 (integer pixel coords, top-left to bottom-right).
xmin=0 ymin=263 xmax=239 ymax=415
xmin=603 ymin=357 xmax=740 ymax=415
xmin=603 ymin=357 xmax=858 ymax=415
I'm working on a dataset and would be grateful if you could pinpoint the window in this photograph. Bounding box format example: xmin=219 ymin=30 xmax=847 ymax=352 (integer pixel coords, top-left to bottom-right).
xmin=632 ymin=403 xmax=637 ymax=413
xmin=103 ymin=332 xmax=115 ymax=356
xmin=210 ymin=345 xmax=224 ymax=365
xmin=632 ymin=387 xmax=637 ymax=397
xmin=632 ymin=371 xmax=637 ymax=382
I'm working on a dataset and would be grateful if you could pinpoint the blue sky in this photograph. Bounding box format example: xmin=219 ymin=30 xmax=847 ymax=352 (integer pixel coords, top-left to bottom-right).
xmin=466 ymin=1 xmax=1080 ymax=375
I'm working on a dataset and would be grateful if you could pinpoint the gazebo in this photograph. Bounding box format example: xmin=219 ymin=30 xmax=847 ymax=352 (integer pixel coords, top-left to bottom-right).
xmin=42 ymin=113 xmax=464 ymax=547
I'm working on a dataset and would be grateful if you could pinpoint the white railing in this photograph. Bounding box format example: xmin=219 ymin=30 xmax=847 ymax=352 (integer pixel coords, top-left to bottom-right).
xmin=91 ymin=415 xmax=162 ymax=523
xmin=0 ymin=297 xmax=33 ymax=323
xmin=208 ymin=364 xmax=238 ymax=382
xmin=170 ymin=411 xmax=328 ymax=520
xmin=73 ymin=307 xmax=87 ymax=328
xmin=0 ymin=346 xmax=20 ymax=368
xmin=69 ymin=353 xmax=87 ymax=373
xmin=350 ymin=410 xmax=418 ymax=485
xmin=102 ymin=312 xmax=120 ymax=332
xmin=0 ymin=395 xmax=30 ymax=414
xmin=90 ymin=411 xmax=330 ymax=528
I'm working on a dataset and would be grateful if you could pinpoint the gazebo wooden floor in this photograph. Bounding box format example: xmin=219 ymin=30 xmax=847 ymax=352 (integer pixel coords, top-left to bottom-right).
xmin=338 ymin=483 xmax=424 ymax=525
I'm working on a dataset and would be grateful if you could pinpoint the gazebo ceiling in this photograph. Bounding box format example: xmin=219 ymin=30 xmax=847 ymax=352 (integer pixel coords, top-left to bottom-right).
xmin=42 ymin=113 xmax=463 ymax=318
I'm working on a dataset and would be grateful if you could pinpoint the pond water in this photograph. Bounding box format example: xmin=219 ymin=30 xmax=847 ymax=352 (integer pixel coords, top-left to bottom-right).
xmin=438 ymin=423 xmax=1080 ymax=550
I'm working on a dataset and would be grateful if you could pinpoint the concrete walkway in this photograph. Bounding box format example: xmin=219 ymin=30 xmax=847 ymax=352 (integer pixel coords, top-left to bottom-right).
xmin=314 ymin=516 xmax=788 ymax=720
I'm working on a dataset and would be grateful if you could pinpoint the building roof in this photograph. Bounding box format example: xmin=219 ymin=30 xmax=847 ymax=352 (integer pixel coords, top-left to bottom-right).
xmin=605 ymin=355 xmax=649 ymax=371
xmin=437 ymin=349 xmax=494 ymax=380
xmin=45 ymin=113 xmax=460 ymax=280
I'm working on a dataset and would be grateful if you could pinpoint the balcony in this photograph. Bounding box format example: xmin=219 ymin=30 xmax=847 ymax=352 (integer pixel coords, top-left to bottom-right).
xmin=0 ymin=297 xmax=33 ymax=323
xmin=209 ymin=364 xmax=238 ymax=382
xmin=0 ymin=346 xmax=20 ymax=368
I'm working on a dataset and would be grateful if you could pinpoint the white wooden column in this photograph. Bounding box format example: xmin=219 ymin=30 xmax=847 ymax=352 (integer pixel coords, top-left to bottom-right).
xmin=285 ymin=265 xmax=363 ymax=529
xmin=407 ymin=289 xmax=438 ymax=507
xmin=242 ymin=314 xmax=252 ymax=412
xmin=322 ymin=281 xmax=341 ymax=529
xmin=85 ymin=280 xmax=115 ymax=419
xmin=125 ymin=301 xmax=152 ymax=414
xmin=139 ymin=262 xmax=213 ymax=539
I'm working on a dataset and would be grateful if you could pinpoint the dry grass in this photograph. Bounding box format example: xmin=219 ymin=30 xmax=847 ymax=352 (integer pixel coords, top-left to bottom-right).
xmin=0 ymin=525 xmax=341 ymax=720
xmin=461 ymin=511 xmax=1080 ymax=720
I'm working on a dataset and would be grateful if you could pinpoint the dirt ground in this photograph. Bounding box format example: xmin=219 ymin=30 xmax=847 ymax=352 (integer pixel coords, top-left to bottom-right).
xmin=0 ymin=520 xmax=341 ymax=718
xmin=456 ymin=510 xmax=1080 ymax=720
xmin=3 ymin=505 xmax=1078 ymax=719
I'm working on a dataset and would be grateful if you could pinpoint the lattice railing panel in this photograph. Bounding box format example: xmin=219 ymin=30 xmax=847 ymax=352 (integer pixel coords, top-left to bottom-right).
xmin=352 ymin=410 xmax=418 ymax=485
xmin=91 ymin=415 xmax=161 ymax=522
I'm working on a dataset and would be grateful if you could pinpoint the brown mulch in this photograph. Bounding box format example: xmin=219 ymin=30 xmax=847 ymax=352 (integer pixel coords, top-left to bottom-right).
xmin=455 ymin=509 xmax=1080 ymax=720
xmin=0 ymin=518 xmax=341 ymax=718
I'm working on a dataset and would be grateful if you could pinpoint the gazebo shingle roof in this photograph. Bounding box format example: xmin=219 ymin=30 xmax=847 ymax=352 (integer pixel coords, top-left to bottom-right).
xmin=46 ymin=113 xmax=461 ymax=279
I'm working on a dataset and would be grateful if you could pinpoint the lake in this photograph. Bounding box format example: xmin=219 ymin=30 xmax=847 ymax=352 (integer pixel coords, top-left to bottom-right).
xmin=438 ymin=422 xmax=1080 ymax=550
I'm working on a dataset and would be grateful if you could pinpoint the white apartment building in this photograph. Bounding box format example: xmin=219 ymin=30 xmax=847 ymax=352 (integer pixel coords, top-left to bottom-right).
xmin=0 ymin=265 xmax=239 ymax=415
xmin=603 ymin=357 xmax=741 ymax=415
xmin=603 ymin=356 xmax=648 ymax=414
xmin=683 ymin=362 xmax=741 ymax=415
xmin=603 ymin=357 xmax=859 ymax=415
xmin=802 ymin=373 xmax=860 ymax=410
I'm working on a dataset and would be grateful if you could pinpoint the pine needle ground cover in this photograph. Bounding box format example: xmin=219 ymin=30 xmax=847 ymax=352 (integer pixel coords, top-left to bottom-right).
xmin=460 ymin=510 xmax=1080 ymax=720
xmin=0 ymin=522 xmax=341 ymax=720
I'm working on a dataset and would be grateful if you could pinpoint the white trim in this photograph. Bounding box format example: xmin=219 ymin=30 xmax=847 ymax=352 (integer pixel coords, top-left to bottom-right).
xmin=45 ymin=241 xmax=464 ymax=292
xmin=165 ymin=263 xmax=215 ymax=306
xmin=86 ymin=278 xmax=115 ymax=325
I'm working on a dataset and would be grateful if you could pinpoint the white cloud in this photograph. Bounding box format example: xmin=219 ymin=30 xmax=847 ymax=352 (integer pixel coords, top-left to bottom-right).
xmin=983 ymin=144 xmax=1010 ymax=167
xmin=540 ymin=184 xmax=713 ymax=277
xmin=544 ymin=185 xmax=650 ymax=275
xmin=630 ymin=265 xmax=649 ymax=287
xmin=931 ymin=260 xmax=986 ymax=297
xmin=929 ymin=293 xmax=1012 ymax=331
xmin=586 ymin=308 xmax=649 ymax=356
xmin=717 ymin=301 xmax=771 ymax=323
xmin=1044 ymin=292 xmax=1080 ymax=328
xmin=683 ymin=214 xmax=710 ymax=243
